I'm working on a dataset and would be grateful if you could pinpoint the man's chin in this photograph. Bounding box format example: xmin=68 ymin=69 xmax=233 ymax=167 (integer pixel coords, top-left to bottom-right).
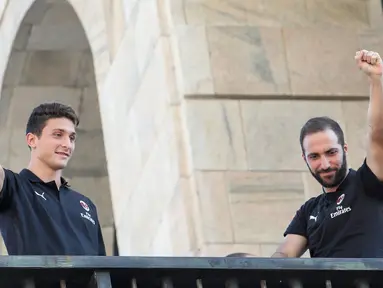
xmin=51 ymin=161 xmax=68 ymax=171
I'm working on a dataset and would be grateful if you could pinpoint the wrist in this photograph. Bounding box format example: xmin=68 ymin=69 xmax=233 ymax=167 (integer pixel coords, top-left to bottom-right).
xmin=369 ymin=74 xmax=383 ymax=86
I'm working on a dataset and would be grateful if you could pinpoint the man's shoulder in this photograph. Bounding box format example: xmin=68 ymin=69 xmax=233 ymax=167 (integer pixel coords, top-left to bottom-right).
xmin=301 ymin=195 xmax=324 ymax=212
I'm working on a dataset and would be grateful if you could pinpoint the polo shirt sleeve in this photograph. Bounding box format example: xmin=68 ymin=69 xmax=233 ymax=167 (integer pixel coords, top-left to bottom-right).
xmin=358 ymin=158 xmax=383 ymax=200
xmin=283 ymin=203 xmax=308 ymax=238
xmin=0 ymin=168 xmax=18 ymax=211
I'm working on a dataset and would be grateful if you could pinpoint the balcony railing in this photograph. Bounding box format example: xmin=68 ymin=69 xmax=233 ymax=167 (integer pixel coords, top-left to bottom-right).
xmin=0 ymin=256 xmax=381 ymax=287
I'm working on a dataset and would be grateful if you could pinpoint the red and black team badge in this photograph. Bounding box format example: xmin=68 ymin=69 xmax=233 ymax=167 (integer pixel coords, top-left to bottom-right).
xmin=80 ymin=200 xmax=90 ymax=212
xmin=336 ymin=194 xmax=345 ymax=205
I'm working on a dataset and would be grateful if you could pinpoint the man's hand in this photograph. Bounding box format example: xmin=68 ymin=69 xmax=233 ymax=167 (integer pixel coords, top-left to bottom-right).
xmin=355 ymin=50 xmax=383 ymax=81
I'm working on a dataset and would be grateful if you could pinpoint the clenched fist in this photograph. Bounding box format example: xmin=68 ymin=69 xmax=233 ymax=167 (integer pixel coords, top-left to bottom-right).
xmin=355 ymin=50 xmax=383 ymax=80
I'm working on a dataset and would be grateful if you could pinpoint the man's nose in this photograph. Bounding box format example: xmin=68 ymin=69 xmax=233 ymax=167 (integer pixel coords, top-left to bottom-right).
xmin=320 ymin=157 xmax=330 ymax=170
xmin=61 ymin=137 xmax=72 ymax=148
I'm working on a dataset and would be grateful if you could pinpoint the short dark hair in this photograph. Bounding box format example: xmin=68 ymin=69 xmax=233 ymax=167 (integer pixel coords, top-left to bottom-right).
xmin=299 ymin=116 xmax=345 ymax=152
xmin=26 ymin=102 xmax=79 ymax=136
xmin=226 ymin=252 xmax=253 ymax=257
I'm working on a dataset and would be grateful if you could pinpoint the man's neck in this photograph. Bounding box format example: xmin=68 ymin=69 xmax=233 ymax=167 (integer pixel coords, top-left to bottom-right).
xmin=27 ymin=160 xmax=62 ymax=189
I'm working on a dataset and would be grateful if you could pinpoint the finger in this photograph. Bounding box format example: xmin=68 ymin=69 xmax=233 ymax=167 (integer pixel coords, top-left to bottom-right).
xmin=362 ymin=50 xmax=369 ymax=61
xmin=367 ymin=51 xmax=375 ymax=63
xmin=372 ymin=52 xmax=381 ymax=65
xmin=355 ymin=50 xmax=362 ymax=61
xmin=371 ymin=52 xmax=379 ymax=65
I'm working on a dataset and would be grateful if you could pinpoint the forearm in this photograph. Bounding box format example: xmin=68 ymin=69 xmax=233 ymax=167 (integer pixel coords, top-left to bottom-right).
xmin=368 ymin=77 xmax=383 ymax=139
xmin=271 ymin=251 xmax=288 ymax=257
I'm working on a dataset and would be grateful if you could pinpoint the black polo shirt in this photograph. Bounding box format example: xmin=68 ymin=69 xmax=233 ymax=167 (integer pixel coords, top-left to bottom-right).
xmin=285 ymin=159 xmax=383 ymax=258
xmin=0 ymin=168 xmax=106 ymax=256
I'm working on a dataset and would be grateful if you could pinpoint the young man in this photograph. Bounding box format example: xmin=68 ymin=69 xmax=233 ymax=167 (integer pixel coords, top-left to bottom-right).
xmin=0 ymin=102 xmax=106 ymax=256
xmin=271 ymin=50 xmax=383 ymax=258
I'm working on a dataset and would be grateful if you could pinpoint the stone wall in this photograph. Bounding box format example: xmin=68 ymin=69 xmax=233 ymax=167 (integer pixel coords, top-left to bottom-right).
xmin=170 ymin=0 xmax=379 ymax=256
xmin=0 ymin=0 xmax=380 ymax=257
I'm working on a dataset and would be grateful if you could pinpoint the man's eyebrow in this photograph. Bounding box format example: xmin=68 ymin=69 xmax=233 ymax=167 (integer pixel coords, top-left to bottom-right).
xmin=53 ymin=128 xmax=76 ymax=135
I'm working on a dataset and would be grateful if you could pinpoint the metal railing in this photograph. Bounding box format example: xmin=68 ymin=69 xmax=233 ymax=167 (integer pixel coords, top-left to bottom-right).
xmin=0 ymin=256 xmax=381 ymax=287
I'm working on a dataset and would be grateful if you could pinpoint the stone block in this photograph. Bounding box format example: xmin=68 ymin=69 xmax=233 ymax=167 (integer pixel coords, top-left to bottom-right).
xmin=110 ymin=113 xmax=143 ymax=223
xmin=103 ymin=0 xmax=127 ymax=59
xmin=176 ymin=26 xmax=214 ymax=94
xmin=8 ymin=86 xmax=81 ymax=129
xmin=151 ymin=178 xmax=195 ymax=256
xmin=101 ymin=225 xmax=114 ymax=256
xmin=240 ymin=100 xmax=344 ymax=171
xmin=129 ymin=39 xmax=170 ymax=164
xmin=3 ymin=51 xmax=27 ymax=86
xmin=184 ymin=0 xmax=247 ymax=25
xmin=0 ymin=87 xmax=12 ymax=128
xmin=227 ymin=171 xmax=305 ymax=243
xmin=227 ymin=171 xmax=304 ymax=202
xmin=77 ymin=86 xmax=102 ymax=131
xmin=306 ymin=0 xmax=369 ymax=28
xmin=302 ymin=172 xmax=322 ymax=200
xmin=367 ymin=0 xmax=383 ymax=28
xmin=40 ymin=1 xmax=80 ymax=25
xmin=116 ymin=119 xmax=180 ymax=251
xmin=358 ymin=29 xmax=383 ymax=55
xmin=27 ymin=23 xmax=90 ymax=51
xmin=22 ymin=0 xmax=50 ymax=25
xmin=0 ymin=127 xmax=12 ymax=167
xmin=207 ymin=26 xmax=290 ymax=95
xmin=100 ymin=24 xmax=140 ymax=114
xmin=122 ymin=0 xmax=139 ymax=23
xmin=67 ymin=176 xmax=113 ymax=227
xmin=245 ymin=0 xmax=309 ymax=27
xmin=158 ymin=36 xmax=180 ymax=104
xmin=172 ymin=106 xmax=193 ymax=177
xmin=65 ymin=129 xmax=108 ymax=178
xmin=185 ymin=99 xmax=247 ymax=170
xmin=284 ymin=27 xmax=367 ymax=96
xmin=8 ymin=128 xmax=30 ymax=173
xmin=75 ymin=51 xmax=96 ymax=87
xmin=342 ymin=101 xmax=369 ymax=169
xmin=195 ymin=171 xmax=233 ymax=243
xmin=20 ymin=51 xmax=84 ymax=86
xmin=13 ymin=25 xmax=32 ymax=51
xmin=167 ymin=0 xmax=186 ymax=26
xmin=134 ymin=0 xmax=161 ymax=76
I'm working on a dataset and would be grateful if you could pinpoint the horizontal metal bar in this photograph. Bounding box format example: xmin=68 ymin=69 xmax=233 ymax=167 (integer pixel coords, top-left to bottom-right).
xmin=0 ymin=256 xmax=381 ymax=272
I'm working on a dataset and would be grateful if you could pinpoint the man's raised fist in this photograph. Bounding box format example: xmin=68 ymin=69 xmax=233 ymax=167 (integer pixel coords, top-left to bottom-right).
xmin=355 ymin=50 xmax=383 ymax=79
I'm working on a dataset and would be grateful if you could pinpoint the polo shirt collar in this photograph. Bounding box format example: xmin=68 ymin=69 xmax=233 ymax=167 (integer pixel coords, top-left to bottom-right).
xmin=324 ymin=168 xmax=355 ymax=201
xmin=20 ymin=169 xmax=69 ymax=187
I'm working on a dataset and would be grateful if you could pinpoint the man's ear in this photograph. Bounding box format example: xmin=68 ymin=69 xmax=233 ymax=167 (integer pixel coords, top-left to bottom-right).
xmin=26 ymin=133 xmax=37 ymax=149
xmin=343 ymin=143 xmax=348 ymax=154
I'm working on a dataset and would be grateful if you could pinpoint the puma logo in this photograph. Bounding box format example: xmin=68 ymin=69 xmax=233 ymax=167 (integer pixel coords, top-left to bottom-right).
xmin=310 ymin=215 xmax=317 ymax=222
xmin=34 ymin=191 xmax=46 ymax=201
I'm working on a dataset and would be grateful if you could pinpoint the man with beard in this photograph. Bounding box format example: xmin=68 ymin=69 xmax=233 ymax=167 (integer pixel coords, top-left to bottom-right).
xmin=271 ymin=49 xmax=383 ymax=259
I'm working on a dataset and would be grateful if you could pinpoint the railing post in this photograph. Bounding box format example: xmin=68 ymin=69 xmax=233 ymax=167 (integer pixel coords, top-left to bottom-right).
xmin=88 ymin=271 xmax=112 ymax=288
xmin=225 ymin=278 xmax=239 ymax=288
xmin=161 ymin=277 xmax=174 ymax=288
xmin=23 ymin=279 xmax=35 ymax=288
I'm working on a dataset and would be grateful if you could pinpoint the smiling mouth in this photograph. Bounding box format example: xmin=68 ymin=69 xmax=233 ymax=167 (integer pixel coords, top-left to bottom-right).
xmin=56 ymin=152 xmax=70 ymax=157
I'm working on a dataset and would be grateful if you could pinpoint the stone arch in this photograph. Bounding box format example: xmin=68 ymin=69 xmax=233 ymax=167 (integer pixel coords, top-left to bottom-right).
xmin=0 ymin=0 xmax=114 ymax=254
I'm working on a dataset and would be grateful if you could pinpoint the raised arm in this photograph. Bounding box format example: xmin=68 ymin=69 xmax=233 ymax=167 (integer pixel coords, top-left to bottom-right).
xmin=355 ymin=50 xmax=383 ymax=180
xmin=0 ymin=166 xmax=5 ymax=193
xmin=271 ymin=234 xmax=307 ymax=258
